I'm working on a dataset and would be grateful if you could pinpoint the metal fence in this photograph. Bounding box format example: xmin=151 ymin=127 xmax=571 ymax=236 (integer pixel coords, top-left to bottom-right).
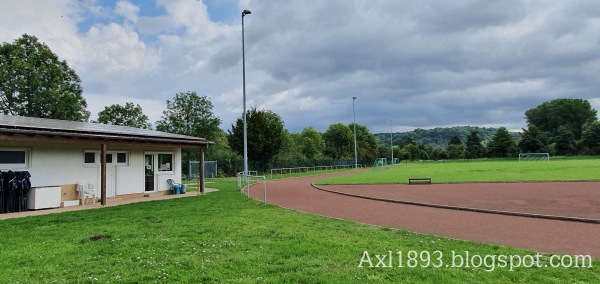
xmin=187 ymin=160 xmax=218 ymax=180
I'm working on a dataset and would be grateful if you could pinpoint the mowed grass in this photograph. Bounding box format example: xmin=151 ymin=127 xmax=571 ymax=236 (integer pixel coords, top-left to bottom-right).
xmin=0 ymin=180 xmax=598 ymax=283
xmin=315 ymin=158 xmax=600 ymax=185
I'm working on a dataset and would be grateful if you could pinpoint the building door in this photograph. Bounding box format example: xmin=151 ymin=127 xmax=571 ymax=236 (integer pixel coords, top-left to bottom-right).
xmin=105 ymin=153 xmax=117 ymax=197
xmin=144 ymin=154 xmax=155 ymax=192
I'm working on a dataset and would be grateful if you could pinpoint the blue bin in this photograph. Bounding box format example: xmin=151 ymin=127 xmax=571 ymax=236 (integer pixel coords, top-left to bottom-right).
xmin=181 ymin=184 xmax=187 ymax=194
xmin=174 ymin=185 xmax=181 ymax=195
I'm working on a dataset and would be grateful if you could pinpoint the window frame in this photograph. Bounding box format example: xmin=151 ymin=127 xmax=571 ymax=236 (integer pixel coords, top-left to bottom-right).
xmin=0 ymin=148 xmax=30 ymax=169
xmin=157 ymin=153 xmax=174 ymax=172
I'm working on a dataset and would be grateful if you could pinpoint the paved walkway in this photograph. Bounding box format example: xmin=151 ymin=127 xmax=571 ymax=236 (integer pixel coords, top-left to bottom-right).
xmin=249 ymin=171 xmax=600 ymax=258
xmin=0 ymin=188 xmax=216 ymax=220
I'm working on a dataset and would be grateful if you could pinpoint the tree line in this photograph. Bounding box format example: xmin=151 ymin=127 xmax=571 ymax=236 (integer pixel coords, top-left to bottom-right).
xmin=2 ymin=34 xmax=600 ymax=177
xmin=379 ymin=98 xmax=599 ymax=161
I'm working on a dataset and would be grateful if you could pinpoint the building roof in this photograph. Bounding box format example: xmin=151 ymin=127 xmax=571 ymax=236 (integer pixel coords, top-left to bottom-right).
xmin=0 ymin=114 xmax=213 ymax=147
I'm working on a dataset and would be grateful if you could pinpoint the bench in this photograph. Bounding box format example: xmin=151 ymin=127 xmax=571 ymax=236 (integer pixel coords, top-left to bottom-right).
xmin=408 ymin=177 xmax=431 ymax=185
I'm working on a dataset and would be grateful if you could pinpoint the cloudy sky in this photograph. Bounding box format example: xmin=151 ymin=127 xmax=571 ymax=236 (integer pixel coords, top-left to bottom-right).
xmin=1 ymin=0 xmax=600 ymax=134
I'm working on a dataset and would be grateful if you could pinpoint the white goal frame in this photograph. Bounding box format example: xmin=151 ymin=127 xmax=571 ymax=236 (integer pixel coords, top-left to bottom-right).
xmin=518 ymin=153 xmax=550 ymax=162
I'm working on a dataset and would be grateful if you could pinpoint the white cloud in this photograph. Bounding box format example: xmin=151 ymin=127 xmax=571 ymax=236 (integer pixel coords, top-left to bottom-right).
xmin=115 ymin=1 xmax=140 ymax=23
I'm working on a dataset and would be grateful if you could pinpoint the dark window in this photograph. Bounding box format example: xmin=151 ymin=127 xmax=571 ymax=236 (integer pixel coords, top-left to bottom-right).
xmin=0 ymin=150 xmax=26 ymax=164
xmin=117 ymin=153 xmax=127 ymax=163
xmin=158 ymin=154 xmax=173 ymax=171
xmin=84 ymin=152 xmax=95 ymax=164
xmin=106 ymin=154 xmax=113 ymax=163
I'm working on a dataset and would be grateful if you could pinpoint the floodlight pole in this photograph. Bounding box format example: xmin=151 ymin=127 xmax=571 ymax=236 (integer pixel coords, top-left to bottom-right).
xmin=352 ymin=97 xmax=358 ymax=169
xmin=390 ymin=120 xmax=393 ymax=165
xmin=242 ymin=9 xmax=251 ymax=183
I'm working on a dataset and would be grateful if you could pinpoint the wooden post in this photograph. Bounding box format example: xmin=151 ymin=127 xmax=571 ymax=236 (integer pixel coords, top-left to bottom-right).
xmin=101 ymin=143 xmax=107 ymax=205
xmin=199 ymin=146 xmax=205 ymax=194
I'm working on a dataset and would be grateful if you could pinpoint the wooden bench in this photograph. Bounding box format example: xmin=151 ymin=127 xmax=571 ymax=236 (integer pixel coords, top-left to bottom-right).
xmin=408 ymin=177 xmax=431 ymax=185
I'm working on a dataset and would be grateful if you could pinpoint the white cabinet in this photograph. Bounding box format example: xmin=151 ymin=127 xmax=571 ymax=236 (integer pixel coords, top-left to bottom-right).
xmin=27 ymin=186 xmax=61 ymax=210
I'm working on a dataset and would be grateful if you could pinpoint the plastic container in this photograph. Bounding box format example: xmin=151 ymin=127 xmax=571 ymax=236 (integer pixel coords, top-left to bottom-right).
xmin=174 ymin=185 xmax=181 ymax=195
xmin=181 ymin=184 xmax=187 ymax=194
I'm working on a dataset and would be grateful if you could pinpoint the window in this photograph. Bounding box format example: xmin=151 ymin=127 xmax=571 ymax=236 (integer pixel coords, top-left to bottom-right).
xmin=117 ymin=153 xmax=127 ymax=164
xmin=106 ymin=154 xmax=113 ymax=163
xmin=158 ymin=154 xmax=173 ymax=171
xmin=0 ymin=149 xmax=29 ymax=169
xmin=84 ymin=152 xmax=95 ymax=164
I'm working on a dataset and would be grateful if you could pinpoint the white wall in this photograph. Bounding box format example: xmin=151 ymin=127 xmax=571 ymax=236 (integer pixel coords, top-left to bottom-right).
xmin=0 ymin=141 xmax=181 ymax=197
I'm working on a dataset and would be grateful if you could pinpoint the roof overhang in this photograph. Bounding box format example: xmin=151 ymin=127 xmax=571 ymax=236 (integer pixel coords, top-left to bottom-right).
xmin=0 ymin=115 xmax=214 ymax=148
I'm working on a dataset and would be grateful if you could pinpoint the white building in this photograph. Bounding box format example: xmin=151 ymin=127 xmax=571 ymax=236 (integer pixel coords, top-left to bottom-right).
xmin=0 ymin=115 xmax=212 ymax=206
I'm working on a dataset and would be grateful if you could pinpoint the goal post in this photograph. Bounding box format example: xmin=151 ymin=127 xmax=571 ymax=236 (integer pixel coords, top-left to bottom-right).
xmin=518 ymin=153 xmax=550 ymax=162
xmin=372 ymin=158 xmax=387 ymax=171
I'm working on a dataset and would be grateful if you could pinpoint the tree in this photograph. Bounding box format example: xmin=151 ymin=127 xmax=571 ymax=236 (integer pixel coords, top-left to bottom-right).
xmin=518 ymin=125 xmax=548 ymax=153
xmin=554 ymin=125 xmax=577 ymax=156
xmin=581 ymin=121 xmax=600 ymax=155
xmin=448 ymin=136 xmax=463 ymax=146
xmin=377 ymin=145 xmax=390 ymax=159
xmin=155 ymin=91 xmax=221 ymax=139
xmin=156 ymin=91 xmax=222 ymax=169
xmin=401 ymin=143 xmax=422 ymax=161
xmin=525 ymin=98 xmax=597 ymax=140
xmin=446 ymin=144 xmax=465 ymax=159
xmin=276 ymin=131 xmax=304 ymax=160
xmin=392 ymin=146 xmax=403 ymax=161
xmin=204 ymin=129 xmax=240 ymax=177
xmin=0 ymin=34 xmax=89 ymax=121
xmin=228 ymin=107 xmax=285 ymax=162
xmin=323 ymin=123 xmax=353 ymax=159
xmin=350 ymin=123 xmax=378 ymax=162
xmin=300 ymin=127 xmax=325 ymax=159
xmin=447 ymin=135 xmax=465 ymax=159
xmin=94 ymin=102 xmax=151 ymax=129
xmin=465 ymin=131 xmax=486 ymax=159
xmin=487 ymin=127 xmax=518 ymax=158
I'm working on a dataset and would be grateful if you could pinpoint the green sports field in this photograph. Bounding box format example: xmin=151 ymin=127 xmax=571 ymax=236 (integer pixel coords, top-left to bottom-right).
xmin=315 ymin=158 xmax=600 ymax=185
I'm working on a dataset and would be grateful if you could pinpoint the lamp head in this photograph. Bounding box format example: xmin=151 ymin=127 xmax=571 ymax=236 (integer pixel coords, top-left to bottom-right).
xmin=242 ymin=10 xmax=251 ymax=16
xmin=353 ymin=96 xmax=357 ymax=100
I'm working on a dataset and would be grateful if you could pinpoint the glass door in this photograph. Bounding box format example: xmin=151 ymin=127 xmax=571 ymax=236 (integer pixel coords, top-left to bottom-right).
xmin=144 ymin=154 xmax=155 ymax=192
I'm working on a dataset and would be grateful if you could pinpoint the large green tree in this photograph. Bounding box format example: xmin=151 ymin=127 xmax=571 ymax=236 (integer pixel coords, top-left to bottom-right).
xmin=447 ymin=135 xmax=465 ymax=159
xmin=0 ymin=34 xmax=89 ymax=121
xmin=350 ymin=123 xmax=378 ymax=162
xmin=228 ymin=107 xmax=285 ymax=162
xmin=525 ymin=98 xmax=597 ymax=140
xmin=156 ymin=91 xmax=223 ymax=170
xmin=155 ymin=91 xmax=221 ymax=140
xmin=323 ymin=123 xmax=353 ymax=159
xmin=554 ymin=125 xmax=577 ymax=156
xmin=94 ymin=102 xmax=151 ymax=129
xmin=300 ymin=126 xmax=325 ymax=159
xmin=487 ymin=127 xmax=518 ymax=158
xmin=518 ymin=125 xmax=548 ymax=153
xmin=581 ymin=121 xmax=600 ymax=155
xmin=276 ymin=131 xmax=304 ymax=160
xmin=465 ymin=131 xmax=486 ymax=159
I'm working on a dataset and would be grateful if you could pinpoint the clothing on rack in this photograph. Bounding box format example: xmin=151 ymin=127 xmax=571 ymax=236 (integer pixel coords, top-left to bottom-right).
xmin=0 ymin=171 xmax=32 ymax=213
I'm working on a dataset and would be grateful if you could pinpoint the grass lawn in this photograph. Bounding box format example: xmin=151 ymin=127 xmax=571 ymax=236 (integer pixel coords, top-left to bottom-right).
xmin=0 ymin=180 xmax=598 ymax=283
xmin=315 ymin=158 xmax=600 ymax=185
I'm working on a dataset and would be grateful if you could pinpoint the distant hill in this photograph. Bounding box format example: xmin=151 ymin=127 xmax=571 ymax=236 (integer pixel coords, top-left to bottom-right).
xmin=374 ymin=126 xmax=521 ymax=148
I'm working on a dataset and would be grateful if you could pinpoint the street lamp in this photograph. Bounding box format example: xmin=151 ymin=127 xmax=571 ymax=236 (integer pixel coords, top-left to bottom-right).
xmin=242 ymin=9 xmax=251 ymax=183
xmin=352 ymin=97 xmax=358 ymax=169
xmin=390 ymin=120 xmax=393 ymax=165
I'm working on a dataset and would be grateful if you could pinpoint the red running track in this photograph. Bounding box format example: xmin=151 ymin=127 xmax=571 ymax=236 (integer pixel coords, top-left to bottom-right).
xmin=247 ymin=171 xmax=600 ymax=258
